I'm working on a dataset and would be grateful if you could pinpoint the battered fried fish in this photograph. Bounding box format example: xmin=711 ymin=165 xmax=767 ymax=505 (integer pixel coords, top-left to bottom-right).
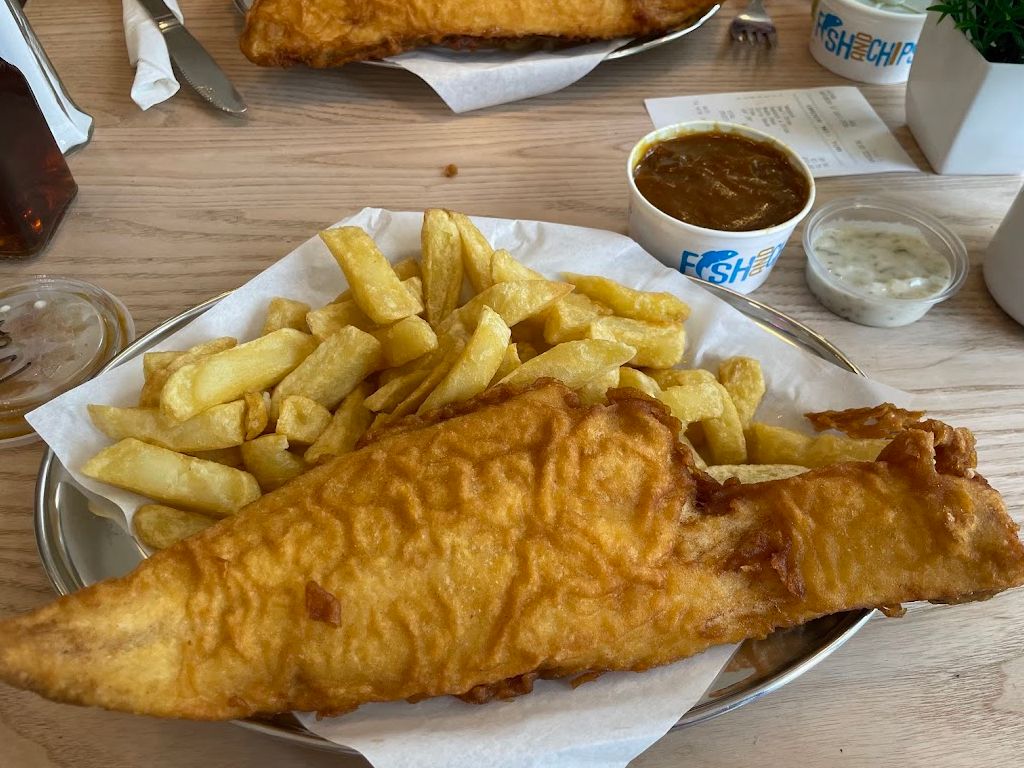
xmin=240 ymin=0 xmax=717 ymax=67
xmin=0 ymin=382 xmax=1022 ymax=719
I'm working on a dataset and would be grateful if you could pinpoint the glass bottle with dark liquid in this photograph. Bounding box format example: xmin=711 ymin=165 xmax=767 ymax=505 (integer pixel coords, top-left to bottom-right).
xmin=0 ymin=55 xmax=78 ymax=259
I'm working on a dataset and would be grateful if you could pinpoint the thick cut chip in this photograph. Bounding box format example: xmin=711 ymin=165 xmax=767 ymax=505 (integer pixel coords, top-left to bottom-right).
xmin=320 ymin=227 xmax=423 ymax=324
xmin=577 ymin=367 xmax=620 ymax=405
xmin=439 ymin=280 xmax=573 ymax=335
xmin=451 ymin=212 xmax=493 ymax=293
xmin=372 ymin=315 xmax=438 ymax=368
xmin=262 ymin=297 xmax=311 ymax=335
xmin=140 ymin=337 xmax=237 ymax=408
xmin=516 ymin=341 xmax=539 ymax=362
xmin=189 ymin=446 xmax=244 ymax=468
xmin=491 ymin=249 xmax=543 ymax=283
xmin=133 ymin=505 xmax=217 ymax=550
xmin=385 ymin=338 xmax=466 ymax=422
xmin=704 ymin=387 xmax=746 ymax=465
xmin=271 ymin=326 xmax=381 ymax=417
xmin=543 ymin=293 xmax=612 ymax=344
xmin=616 ymin=366 xmax=661 ymax=398
xmin=419 ymin=307 xmax=511 ymax=413
xmin=489 ymin=343 xmax=522 ymax=386
xmin=81 ymin=438 xmax=260 ymax=516
xmin=333 ymin=258 xmax=420 ymax=303
xmin=307 ymin=278 xmax=422 ymax=339
xmin=160 ymin=330 xmax=317 ymax=422
xmin=718 ymin=357 xmax=765 ymax=428
xmin=650 ymin=369 xmax=745 ymax=464
xmin=243 ymin=392 xmax=270 ymax=441
xmin=364 ymin=367 xmax=432 ymax=413
xmin=305 ymin=382 xmax=374 ymax=464
xmin=421 ymin=209 xmax=463 ymax=326
xmin=747 ymin=424 xmax=889 ymax=467
xmin=705 ymin=464 xmax=808 ymax=484
xmin=142 ymin=351 xmax=183 ymax=380
xmin=306 ymin=298 xmax=376 ymax=337
xmin=88 ymin=401 xmax=246 ymax=452
xmin=562 ymin=273 xmax=690 ymax=322
xmin=587 ymin=316 xmax=685 ymax=368
xmin=276 ymin=395 xmax=333 ymax=445
xmin=656 ymin=380 xmax=723 ymax=425
xmin=240 ymin=434 xmax=306 ymax=492
xmin=497 ymin=340 xmax=635 ymax=390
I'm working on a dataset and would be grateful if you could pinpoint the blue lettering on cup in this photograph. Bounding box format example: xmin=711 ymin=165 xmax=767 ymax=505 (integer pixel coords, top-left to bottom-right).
xmin=678 ymin=245 xmax=784 ymax=286
xmin=814 ymin=9 xmax=915 ymax=68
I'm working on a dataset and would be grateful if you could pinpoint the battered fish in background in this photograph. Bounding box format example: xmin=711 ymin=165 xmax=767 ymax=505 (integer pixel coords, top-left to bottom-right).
xmin=240 ymin=0 xmax=720 ymax=66
xmin=0 ymin=382 xmax=1021 ymax=720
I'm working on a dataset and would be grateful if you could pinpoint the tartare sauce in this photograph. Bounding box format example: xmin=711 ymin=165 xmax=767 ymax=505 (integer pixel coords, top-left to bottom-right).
xmin=806 ymin=221 xmax=952 ymax=327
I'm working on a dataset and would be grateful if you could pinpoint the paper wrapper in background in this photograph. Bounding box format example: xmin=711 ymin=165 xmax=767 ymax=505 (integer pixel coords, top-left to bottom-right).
xmin=385 ymin=40 xmax=623 ymax=113
xmin=27 ymin=209 xmax=908 ymax=767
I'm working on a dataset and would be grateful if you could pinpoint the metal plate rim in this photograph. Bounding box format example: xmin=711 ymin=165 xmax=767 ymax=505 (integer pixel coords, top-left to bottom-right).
xmin=34 ymin=280 xmax=870 ymax=754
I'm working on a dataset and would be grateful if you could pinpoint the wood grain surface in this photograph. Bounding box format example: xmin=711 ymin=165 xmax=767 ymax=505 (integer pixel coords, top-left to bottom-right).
xmin=3 ymin=1 xmax=1023 ymax=766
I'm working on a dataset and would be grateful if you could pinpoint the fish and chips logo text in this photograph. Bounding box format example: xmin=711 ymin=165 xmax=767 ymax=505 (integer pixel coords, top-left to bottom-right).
xmin=814 ymin=11 xmax=915 ymax=68
xmin=679 ymin=245 xmax=783 ymax=285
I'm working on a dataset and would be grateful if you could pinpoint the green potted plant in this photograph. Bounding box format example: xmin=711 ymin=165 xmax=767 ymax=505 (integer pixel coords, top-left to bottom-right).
xmin=906 ymin=0 xmax=1024 ymax=174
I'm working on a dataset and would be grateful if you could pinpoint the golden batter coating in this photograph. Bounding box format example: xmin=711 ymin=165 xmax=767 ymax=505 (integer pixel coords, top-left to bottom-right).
xmin=0 ymin=382 xmax=1022 ymax=720
xmin=240 ymin=0 xmax=718 ymax=67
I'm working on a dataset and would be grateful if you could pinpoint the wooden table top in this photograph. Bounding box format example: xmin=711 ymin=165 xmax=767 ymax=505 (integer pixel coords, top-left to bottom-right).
xmin=3 ymin=1 xmax=1023 ymax=765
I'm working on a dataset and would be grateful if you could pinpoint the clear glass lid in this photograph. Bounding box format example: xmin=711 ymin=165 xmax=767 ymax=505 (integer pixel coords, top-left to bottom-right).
xmin=0 ymin=276 xmax=134 ymax=447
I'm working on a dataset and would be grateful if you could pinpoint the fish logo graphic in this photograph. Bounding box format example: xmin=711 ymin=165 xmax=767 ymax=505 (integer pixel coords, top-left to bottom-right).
xmin=695 ymin=249 xmax=738 ymax=279
xmin=821 ymin=12 xmax=843 ymax=32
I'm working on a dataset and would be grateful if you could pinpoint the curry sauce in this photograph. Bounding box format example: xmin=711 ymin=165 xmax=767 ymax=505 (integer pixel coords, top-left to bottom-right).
xmin=633 ymin=131 xmax=810 ymax=232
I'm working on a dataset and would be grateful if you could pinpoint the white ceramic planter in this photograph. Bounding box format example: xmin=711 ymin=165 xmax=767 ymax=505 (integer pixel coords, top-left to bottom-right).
xmin=984 ymin=185 xmax=1024 ymax=326
xmin=906 ymin=12 xmax=1024 ymax=175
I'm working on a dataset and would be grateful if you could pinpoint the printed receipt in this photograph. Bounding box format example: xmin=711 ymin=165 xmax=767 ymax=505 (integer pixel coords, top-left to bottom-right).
xmin=645 ymin=87 xmax=917 ymax=178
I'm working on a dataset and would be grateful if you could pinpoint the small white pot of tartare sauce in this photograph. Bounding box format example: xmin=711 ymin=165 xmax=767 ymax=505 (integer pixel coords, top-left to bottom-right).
xmin=802 ymin=198 xmax=968 ymax=327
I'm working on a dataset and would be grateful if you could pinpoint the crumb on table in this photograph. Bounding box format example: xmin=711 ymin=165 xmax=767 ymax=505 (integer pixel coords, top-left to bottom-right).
xmin=443 ymin=164 xmax=458 ymax=178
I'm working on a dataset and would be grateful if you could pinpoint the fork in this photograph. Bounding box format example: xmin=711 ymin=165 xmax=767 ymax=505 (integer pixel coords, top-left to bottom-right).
xmin=729 ymin=0 xmax=778 ymax=47
xmin=0 ymin=318 xmax=30 ymax=385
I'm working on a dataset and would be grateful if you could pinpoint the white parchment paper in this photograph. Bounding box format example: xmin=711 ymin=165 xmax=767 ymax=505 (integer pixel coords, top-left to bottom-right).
xmin=386 ymin=40 xmax=624 ymax=113
xmin=27 ymin=210 xmax=908 ymax=767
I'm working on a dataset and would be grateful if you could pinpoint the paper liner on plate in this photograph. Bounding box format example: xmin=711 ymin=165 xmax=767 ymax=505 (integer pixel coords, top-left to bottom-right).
xmin=26 ymin=209 xmax=909 ymax=768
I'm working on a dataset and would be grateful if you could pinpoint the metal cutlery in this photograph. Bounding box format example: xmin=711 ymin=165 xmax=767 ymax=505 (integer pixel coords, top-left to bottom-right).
xmin=136 ymin=0 xmax=247 ymax=115
xmin=729 ymin=0 xmax=778 ymax=47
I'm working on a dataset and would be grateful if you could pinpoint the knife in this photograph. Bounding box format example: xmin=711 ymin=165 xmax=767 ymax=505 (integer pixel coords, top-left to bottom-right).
xmin=136 ymin=0 xmax=247 ymax=115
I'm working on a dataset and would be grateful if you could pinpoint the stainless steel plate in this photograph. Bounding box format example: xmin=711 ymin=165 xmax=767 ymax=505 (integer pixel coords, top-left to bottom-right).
xmin=35 ymin=282 xmax=872 ymax=755
xmin=231 ymin=0 xmax=721 ymax=67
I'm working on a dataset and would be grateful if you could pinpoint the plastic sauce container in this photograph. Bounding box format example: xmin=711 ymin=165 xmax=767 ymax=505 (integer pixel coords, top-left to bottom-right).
xmin=802 ymin=198 xmax=968 ymax=327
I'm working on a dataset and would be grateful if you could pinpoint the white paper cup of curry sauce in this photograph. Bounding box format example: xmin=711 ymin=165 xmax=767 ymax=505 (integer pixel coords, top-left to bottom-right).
xmin=627 ymin=122 xmax=815 ymax=295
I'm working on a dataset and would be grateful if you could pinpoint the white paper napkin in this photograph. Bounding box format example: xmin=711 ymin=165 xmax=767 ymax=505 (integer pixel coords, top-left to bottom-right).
xmin=386 ymin=40 xmax=626 ymax=113
xmin=122 ymin=0 xmax=182 ymax=110
xmin=0 ymin=0 xmax=92 ymax=152
xmin=26 ymin=210 xmax=911 ymax=768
